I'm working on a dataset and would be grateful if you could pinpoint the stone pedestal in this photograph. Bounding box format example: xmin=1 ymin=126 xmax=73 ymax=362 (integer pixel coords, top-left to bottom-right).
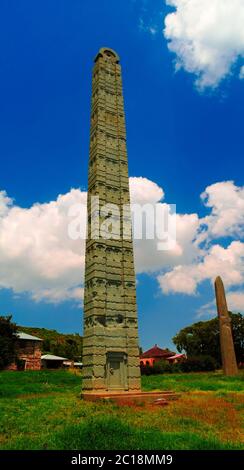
xmin=81 ymin=390 xmax=179 ymax=406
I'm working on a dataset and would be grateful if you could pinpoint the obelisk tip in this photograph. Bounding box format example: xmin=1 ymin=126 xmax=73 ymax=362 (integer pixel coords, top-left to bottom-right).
xmin=215 ymin=275 xmax=223 ymax=286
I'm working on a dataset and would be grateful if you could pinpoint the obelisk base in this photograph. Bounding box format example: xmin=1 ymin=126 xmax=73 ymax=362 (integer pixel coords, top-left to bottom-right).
xmin=81 ymin=390 xmax=179 ymax=406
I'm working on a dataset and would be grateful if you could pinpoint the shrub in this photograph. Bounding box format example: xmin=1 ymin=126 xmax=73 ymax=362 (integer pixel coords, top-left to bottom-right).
xmin=153 ymin=360 xmax=173 ymax=374
xmin=140 ymin=360 xmax=176 ymax=375
xmin=171 ymin=362 xmax=182 ymax=373
xmin=140 ymin=356 xmax=217 ymax=375
xmin=140 ymin=364 xmax=154 ymax=375
xmin=0 ymin=315 xmax=18 ymax=369
xmin=180 ymin=355 xmax=217 ymax=373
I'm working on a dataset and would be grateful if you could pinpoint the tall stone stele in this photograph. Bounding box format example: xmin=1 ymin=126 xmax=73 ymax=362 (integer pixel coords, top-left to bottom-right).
xmin=82 ymin=47 xmax=141 ymax=393
xmin=214 ymin=276 xmax=238 ymax=376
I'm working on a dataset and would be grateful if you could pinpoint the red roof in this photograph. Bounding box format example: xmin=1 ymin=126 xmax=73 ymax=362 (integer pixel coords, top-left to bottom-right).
xmin=140 ymin=344 xmax=175 ymax=359
xmin=167 ymin=353 xmax=185 ymax=360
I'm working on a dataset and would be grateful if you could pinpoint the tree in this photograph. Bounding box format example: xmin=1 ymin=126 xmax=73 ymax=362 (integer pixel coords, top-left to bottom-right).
xmin=231 ymin=313 xmax=244 ymax=363
xmin=173 ymin=312 xmax=244 ymax=365
xmin=0 ymin=315 xmax=18 ymax=369
xmin=19 ymin=326 xmax=83 ymax=360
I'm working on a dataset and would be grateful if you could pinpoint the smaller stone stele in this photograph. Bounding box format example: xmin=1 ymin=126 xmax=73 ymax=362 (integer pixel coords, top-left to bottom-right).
xmin=214 ymin=276 xmax=238 ymax=376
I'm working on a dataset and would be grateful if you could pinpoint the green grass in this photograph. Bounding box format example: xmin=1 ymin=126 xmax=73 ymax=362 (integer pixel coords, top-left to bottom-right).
xmin=0 ymin=369 xmax=81 ymax=397
xmin=0 ymin=370 xmax=243 ymax=450
xmin=142 ymin=371 xmax=244 ymax=393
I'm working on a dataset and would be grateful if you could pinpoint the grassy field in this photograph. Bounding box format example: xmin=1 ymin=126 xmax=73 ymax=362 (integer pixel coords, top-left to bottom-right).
xmin=0 ymin=370 xmax=243 ymax=450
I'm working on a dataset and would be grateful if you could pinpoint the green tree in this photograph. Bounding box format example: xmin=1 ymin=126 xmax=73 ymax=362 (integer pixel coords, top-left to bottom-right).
xmin=0 ymin=315 xmax=18 ymax=369
xmin=19 ymin=326 xmax=83 ymax=360
xmin=173 ymin=312 xmax=244 ymax=365
xmin=231 ymin=313 xmax=244 ymax=363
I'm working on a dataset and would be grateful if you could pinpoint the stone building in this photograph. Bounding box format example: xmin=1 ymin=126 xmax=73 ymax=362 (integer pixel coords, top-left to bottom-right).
xmin=140 ymin=345 xmax=175 ymax=367
xmin=82 ymin=47 xmax=141 ymax=393
xmin=6 ymin=332 xmax=43 ymax=370
xmin=41 ymin=354 xmax=67 ymax=369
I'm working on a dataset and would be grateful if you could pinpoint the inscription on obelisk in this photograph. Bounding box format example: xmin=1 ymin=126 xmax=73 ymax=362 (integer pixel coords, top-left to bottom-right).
xmin=214 ymin=276 xmax=238 ymax=376
xmin=82 ymin=48 xmax=141 ymax=392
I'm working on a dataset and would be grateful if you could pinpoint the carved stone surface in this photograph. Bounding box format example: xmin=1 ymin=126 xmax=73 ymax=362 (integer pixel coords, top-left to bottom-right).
xmin=82 ymin=47 xmax=141 ymax=392
xmin=214 ymin=276 xmax=238 ymax=376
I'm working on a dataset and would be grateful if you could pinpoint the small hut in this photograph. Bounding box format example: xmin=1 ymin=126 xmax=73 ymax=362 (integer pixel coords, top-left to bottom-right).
xmin=6 ymin=332 xmax=43 ymax=370
xmin=140 ymin=344 xmax=175 ymax=367
xmin=41 ymin=354 xmax=67 ymax=369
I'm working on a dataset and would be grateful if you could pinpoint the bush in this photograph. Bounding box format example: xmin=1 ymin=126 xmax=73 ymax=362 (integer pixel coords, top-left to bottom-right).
xmin=153 ymin=360 xmax=172 ymax=374
xmin=140 ymin=360 xmax=175 ymax=375
xmin=140 ymin=364 xmax=154 ymax=375
xmin=171 ymin=362 xmax=182 ymax=373
xmin=0 ymin=315 xmax=17 ymax=369
xmin=180 ymin=355 xmax=217 ymax=373
xmin=140 ymin=356 xmax=217 ymax=375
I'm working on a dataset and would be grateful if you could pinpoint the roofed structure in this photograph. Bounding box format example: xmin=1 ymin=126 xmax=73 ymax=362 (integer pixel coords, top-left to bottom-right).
xmin=41 ymin=354 xmax=67 ymax=361
xmin=41 ymin=354 xmax=68 ymax=369
xmin=5 ymin=331 xmax=43 ymax=371
xmin=140 ymin=344 xmax=175 ymax=367
xmin=17 ymin=332 xmax=43 ymax=342
xmin=141 ymin=344 xmax=174 ymax=359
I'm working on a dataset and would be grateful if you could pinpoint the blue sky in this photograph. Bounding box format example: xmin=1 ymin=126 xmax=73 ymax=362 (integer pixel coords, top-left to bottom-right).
xmin=0 ymin=0 xmax=243 ymax=350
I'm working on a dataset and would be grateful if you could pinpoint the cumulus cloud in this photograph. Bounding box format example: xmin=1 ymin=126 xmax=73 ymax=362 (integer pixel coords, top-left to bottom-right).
xmin=164 ymin=0 xmax=244 ymax=89
xmin=158 ymin=180 xmax=244 ymax=296
xmin=159 ymin=241 xmax=244 ymax=295
xmin=240 ymin=65 xmax=244 ymax=79
xmin=32 ymin=287 xmax=84 ymax=304
xmin=1 ymin=177 xmax=243 ymax=305
xmin=0 ymin=189 xmax=86 ymax=304
xmin=226 ymin=291 xmax=244 ymax=312
xmin=196 ymin=300 xmax=216 ymax=318
xmin=129 ymin=177 xmax=164 ymax=204
xmin=200 ymin=181 xmax=244 ymax=240
xmin=0 ymin=178 xmax=167 ymax=303
xmin=0 ymin=177 xmax=201 ymax=303
xmin=0 ymin=191 xmax=13 ymax=217
xmin=197 ymin=290 xmax=244 ymax=318
xmin=134 ymin=212 xmax=200 ymax=273
xmin=129 ymin=178 xmax=201 ymax=273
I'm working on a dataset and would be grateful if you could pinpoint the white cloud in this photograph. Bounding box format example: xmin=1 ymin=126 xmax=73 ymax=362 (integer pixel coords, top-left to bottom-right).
xmin=129 ymin=177 xmax=164 ymax=204
xmin=196 ymin=300 xmax=216 ymax=318
xmin=0 ymin=177 xmax=201 ymax=304
xmin=32 ymin=287 xmax=84 ymax=304
xmin=200 ymin=181 xmax=244 ymax=239
xmin=0 ymin=189 xmax=86 ymax=304
xmin=226 ymin=291 xmax=244 ymax=312
xmin=0 ymin=191 xmax=13 ymax=217
xmin=149 ymin=26 xmax=157 ymax=36
xmin=159 ymin=241 xmax=244 ymax=295
xmin=197 ymin=290 xmax=244 ymax=318
xmin=134 ymin=212 xmax=200 ymax=273
xmin=1 ymin=177 xmax=243 ymax=305
xmin=240 ymin=65 xmax=244 ymax=79
xmin=164 ymin=0 xmax=244 ymax=89
xmin=158 ymin=180 xmax=244 ymax=296
xmin=130 ymin=179 xmax=201 ymax=274
xmin=138 ymin=17 xmax=158 ymax=36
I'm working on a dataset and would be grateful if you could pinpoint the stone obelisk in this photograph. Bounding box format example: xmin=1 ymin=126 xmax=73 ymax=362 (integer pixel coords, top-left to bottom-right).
xmin=214 ymin=276 xmax=238 ymax=376
xmin=82 ymin=48 xmax=141 ymax=393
